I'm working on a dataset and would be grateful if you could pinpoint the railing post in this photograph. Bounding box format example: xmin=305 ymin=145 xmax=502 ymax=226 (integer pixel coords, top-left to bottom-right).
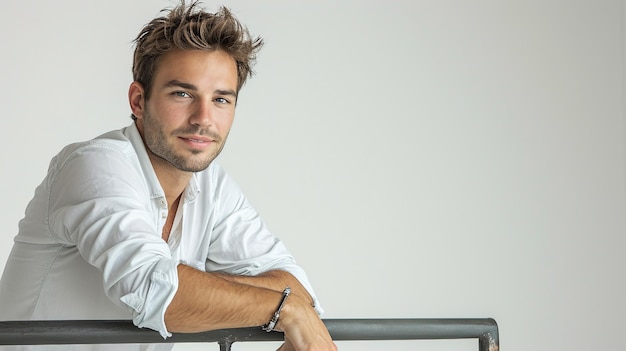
xmin=218 ymin=340 xmax=232 ymax=351
xmin=479 ymin=331 xmax=499 ymax=351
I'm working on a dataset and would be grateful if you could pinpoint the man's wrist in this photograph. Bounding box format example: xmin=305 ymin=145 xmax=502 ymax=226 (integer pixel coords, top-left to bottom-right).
xmin=262 ymin=287 xmax=291 ymax=332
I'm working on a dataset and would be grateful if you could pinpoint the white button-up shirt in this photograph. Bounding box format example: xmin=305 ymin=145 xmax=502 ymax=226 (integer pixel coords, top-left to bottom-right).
xmin=0 ymin=123 xmax=319 ymax=349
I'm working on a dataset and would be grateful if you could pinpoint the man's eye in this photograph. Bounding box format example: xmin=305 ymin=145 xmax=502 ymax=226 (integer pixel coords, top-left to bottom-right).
xmin=174 ymin=91 xmax=191 ymax=98
xmin=215 ymin=97 xmax=230 ymax=104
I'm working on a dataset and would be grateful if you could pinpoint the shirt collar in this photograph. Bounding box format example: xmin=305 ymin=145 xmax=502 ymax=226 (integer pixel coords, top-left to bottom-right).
xmin=183 ymin=173 xmax=200 ymax=204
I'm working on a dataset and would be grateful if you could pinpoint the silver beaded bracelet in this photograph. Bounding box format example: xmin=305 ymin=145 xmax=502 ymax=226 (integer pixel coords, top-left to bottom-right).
xmin=262 ymin=287 xmax=291 ymax=332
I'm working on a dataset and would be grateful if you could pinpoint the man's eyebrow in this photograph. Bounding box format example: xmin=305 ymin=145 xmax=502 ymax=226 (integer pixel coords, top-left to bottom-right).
xmin=164 ymin=80 xmax=197 ymax=91
xmin=216 ymin=89 xmax=238 ymax=98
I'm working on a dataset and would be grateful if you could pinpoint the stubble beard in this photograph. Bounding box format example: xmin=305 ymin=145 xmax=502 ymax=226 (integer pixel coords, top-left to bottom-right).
xmin=142 ymin=108 xmax=226 ymax=172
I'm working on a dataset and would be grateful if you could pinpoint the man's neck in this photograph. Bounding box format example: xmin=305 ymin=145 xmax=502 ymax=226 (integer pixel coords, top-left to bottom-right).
xmin=150 ymin=155 xmax=193 ymax=208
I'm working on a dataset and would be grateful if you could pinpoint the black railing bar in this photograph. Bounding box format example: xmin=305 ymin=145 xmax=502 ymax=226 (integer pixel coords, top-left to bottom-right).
xmin=0 ymin=318 xmax=499 ymax=351
xmin=325 ymin=318 xmax=498 ymax=340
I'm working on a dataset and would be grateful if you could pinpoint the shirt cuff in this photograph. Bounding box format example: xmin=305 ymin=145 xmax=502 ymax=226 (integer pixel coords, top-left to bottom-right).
xmin=120 ymin=259 xmax=179 ymax=339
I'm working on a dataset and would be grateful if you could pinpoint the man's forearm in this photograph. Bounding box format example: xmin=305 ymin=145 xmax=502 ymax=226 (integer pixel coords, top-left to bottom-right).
xmin=163 ymin=264 xmax=312 ymax=333
xmin=216 ymin=269 xmax=314 ymax=306
xmin=164 ymin=264 xmax=336 ymax=350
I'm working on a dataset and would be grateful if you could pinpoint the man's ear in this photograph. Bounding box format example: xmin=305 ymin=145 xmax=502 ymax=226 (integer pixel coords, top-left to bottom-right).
xmin=128 ymin=82 xmax=146 ymax=119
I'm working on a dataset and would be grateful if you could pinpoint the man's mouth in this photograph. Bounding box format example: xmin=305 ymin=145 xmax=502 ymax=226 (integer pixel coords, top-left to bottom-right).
xmin=179 ymin=135 xmax=216 ymax=147
xmin=183 ymin=137 xmax=210 ymax=143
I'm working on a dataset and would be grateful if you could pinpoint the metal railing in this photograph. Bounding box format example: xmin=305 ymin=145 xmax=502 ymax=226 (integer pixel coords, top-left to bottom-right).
xmin=0 ymin=318 xmax=499 ymax=351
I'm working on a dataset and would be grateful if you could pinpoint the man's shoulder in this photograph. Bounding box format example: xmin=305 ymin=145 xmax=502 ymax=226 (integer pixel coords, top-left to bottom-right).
xmin=57 ymin=127 xmax=135 ymax=159
xmin=48 ymin=127 xmax=141 ymax=175
xmin=90 ymin=127 xmax=137 ymax=155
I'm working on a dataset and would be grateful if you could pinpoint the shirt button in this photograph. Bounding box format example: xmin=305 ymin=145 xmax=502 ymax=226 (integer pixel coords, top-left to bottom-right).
xmin=161 ymin=212 xmax=167 ymax=219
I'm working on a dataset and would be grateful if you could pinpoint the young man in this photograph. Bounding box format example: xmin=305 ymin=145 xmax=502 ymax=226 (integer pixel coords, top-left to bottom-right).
xmin=0 ymin=2 xmax=336 ymax=351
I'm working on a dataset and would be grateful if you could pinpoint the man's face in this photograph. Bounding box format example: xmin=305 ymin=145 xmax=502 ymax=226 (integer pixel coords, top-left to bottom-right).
xmin=134 ymin=49 xmax=238 ymax=173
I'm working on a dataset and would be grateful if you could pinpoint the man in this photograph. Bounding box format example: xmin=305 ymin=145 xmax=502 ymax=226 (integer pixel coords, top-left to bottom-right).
xmin=0 ymin=2 xmax=336 ymax=350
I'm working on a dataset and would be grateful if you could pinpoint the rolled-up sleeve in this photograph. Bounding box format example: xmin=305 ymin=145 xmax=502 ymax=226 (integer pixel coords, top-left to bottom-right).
xmin=47 ymin=142 xmax=178 ymax=338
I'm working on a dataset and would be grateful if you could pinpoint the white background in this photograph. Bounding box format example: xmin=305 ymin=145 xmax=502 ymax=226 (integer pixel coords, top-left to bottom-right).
xmin=0 ymin=1 xmax=624 ymax=350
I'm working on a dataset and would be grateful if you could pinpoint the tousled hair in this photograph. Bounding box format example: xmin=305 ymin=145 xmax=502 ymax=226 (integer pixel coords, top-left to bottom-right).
xmin=132 ymin=1 xmax=263 ymax=101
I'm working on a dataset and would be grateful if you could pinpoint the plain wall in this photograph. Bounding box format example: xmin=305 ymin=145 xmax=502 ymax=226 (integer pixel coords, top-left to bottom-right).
xmin=0 ymin=1 xmax=624 ymax=350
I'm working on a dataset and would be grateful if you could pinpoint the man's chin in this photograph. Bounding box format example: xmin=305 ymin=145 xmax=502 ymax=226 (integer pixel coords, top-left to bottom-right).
xmin=174 ymin=157 xmax=216 ymax=173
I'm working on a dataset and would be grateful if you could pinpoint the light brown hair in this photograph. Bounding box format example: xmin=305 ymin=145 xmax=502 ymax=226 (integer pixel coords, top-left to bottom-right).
xmin=132 ymin=1 xmax=263 ymax=101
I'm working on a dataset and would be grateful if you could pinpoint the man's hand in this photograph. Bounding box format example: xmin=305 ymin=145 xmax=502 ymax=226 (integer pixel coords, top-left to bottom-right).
xmin=275 ymin=295 xmax=337 ymax=351
xmin=277 ymin=328 xmax=337 ymax=351
xmin=277 ymin=337 xmax=295 ymax=351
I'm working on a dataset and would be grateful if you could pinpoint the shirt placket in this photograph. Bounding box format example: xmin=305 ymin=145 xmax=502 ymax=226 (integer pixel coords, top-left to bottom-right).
xmin=156 ymin=196 xmax=168 ymax=235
